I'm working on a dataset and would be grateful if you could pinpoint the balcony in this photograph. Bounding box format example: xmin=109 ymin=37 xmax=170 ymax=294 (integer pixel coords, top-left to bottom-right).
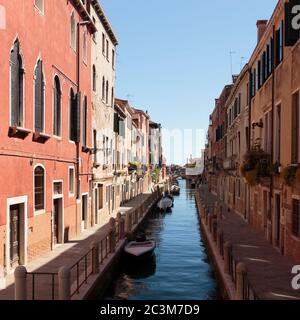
xmin=223 ymin=155 xmax=237 ymax=171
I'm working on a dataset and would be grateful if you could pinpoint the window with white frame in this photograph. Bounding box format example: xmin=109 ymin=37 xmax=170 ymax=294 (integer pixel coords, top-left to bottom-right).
xmin=34 ymin=166 xmax=45 ymax=211
xmin=69 ymin=167 xmax=75 ymax=195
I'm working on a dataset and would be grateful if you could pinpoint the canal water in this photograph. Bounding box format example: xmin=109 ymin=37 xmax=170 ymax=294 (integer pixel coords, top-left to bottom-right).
xmin=104 ymin=180 xmax=220 ymax=300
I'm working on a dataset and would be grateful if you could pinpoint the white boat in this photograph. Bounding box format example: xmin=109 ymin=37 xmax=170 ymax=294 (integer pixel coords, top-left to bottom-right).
xmin=124 ymin=240 xmax=156 ymax=260
xmin=157 ymin=197 xmax=173 ymax=211
xmin=171 ymin=185 xmax=180 ymax=195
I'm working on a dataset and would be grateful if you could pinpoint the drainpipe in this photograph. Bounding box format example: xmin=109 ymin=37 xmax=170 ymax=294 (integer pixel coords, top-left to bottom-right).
xmin=76 ymin=22 xmax=81 ymax=203
xmin=247 ymin=68 xmax=252 ymax=223
xmin=269 ymin=25 xmax=276 ymax=243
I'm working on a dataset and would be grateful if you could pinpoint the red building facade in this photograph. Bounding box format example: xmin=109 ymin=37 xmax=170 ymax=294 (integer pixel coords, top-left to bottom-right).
xmin=0 ymin=0 xmax=95 ymax=275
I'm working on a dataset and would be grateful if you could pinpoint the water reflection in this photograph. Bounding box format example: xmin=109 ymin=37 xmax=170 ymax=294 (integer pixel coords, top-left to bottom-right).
xmin=104 ymin=181 xmax=220 ymax=300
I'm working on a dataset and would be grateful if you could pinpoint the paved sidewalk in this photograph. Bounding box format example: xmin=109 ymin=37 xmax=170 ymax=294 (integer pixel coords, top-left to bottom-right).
xmin=199 ymin=185 xmax=300 ymax=300
xmin=0 ymin=192 xmax=154 ymax=300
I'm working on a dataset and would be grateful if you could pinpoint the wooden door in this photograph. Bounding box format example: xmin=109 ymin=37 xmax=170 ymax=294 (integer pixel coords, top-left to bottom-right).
xmin=10 ymin=205 xmax=20 ymax=267
xmin=53 ymin=199 xmax=59 ymax=245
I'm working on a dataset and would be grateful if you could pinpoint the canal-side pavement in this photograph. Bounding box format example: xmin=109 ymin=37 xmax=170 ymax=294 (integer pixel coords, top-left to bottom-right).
xmin=196 ymin=185 xmax=300 ymax=300
xmin=0 ymin=190 xmax=162 ymax=300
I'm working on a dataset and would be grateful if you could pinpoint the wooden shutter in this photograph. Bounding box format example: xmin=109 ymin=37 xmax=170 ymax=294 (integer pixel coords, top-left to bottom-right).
xmin=35 ymin=60 xmax=44 ymax=132
xmin=10 ymin=41 xmax=21 ymax=127
xmin=292 ymin=92 xmax=299 ymax=164
xmin=114 ymin=113 xmax=119 ymax=133
xmin=74 ymin=92 xmax=81 ymax=143
xmin=82 ymin=96 xmax=87 ymax=146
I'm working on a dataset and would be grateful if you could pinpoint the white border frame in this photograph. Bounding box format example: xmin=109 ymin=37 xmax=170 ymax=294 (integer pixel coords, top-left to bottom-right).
xmin=6 ymin=195 xmax=28 ymax=274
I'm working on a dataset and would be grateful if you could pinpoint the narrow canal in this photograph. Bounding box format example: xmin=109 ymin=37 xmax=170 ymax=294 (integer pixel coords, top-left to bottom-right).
xmin=104 ymin=180 xmax=220 ymax=300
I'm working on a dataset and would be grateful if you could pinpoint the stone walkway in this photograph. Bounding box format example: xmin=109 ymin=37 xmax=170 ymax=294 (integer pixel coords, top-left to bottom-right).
xmin=0 ymin=192 xmax=154 ymax=300
xmin=199 ymin=185 xmax=300 ymax=300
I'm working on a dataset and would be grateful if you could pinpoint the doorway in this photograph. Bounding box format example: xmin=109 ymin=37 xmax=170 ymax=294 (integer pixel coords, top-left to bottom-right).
xmin=274 ymin=194 xmax=281 ymax=248
xmin=6 ymin=196 xmax=27 ymax=273
xmin=10 ymin=205 xmax=20 ymax=268
xmin=81 ymin=194 xmax=88 ymax=231
xmin=53 ymin=198 xmax=63 ymax=245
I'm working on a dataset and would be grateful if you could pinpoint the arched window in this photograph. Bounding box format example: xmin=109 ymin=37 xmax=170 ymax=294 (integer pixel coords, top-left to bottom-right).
xmin=92 ymin=65 xmax=96 ymax=92
xmin=10 ymin=39 xmax=24 ymax=127
xmin=34 ymin=165 xmax=45 ymax=211
xmin=69 ymin=88 xmax=76 ymax=141
xmin=53 ymin=76 xmax=61 ymax=136
xmin=34 ymin=59 xmax=45 ymax=133
xmin=102 ymin=77 xmax=105 ymax=101
xmin=105 ymin=81 xmax=109 ymax=104
xmin=70 ymin=12 xmax=76 ymax=50
xmin=83 ymin=31 xmax=87 ymax=63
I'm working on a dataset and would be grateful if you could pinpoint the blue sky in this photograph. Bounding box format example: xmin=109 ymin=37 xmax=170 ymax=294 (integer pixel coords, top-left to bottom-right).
xmin=100 ymin=0 xmax=277 ymax=163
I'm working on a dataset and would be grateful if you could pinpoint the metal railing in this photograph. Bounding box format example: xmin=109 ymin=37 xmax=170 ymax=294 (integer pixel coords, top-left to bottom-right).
xmin=70 ymin=248 xmax=93 ymax=297
xmin=27 ymin=272 xmax=58 ymax=300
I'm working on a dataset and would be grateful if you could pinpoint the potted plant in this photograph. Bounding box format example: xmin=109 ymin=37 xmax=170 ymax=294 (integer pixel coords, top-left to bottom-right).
xmin=281 ymin=165 xmax=297 ymax=186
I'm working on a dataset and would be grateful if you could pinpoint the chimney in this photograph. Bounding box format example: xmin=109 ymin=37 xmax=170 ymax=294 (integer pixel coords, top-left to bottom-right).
xmin=257 ymin=20 xmax=268 ymax=43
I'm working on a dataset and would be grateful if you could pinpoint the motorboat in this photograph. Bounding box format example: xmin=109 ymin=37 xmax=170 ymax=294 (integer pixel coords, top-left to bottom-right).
xmin=157 ymin=196 xmax=173 ymax=211
xmin=124 ymin=234 xmax=156 ymax=260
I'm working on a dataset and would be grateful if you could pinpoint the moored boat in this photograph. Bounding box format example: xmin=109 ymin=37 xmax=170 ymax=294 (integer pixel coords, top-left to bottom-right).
xmin=124 ymin=235 xmax=156 ymax=260
xmin=157 ymin=196 xmax=173 ymax=211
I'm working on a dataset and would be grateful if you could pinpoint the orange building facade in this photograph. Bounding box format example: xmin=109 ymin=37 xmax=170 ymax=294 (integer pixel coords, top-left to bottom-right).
xmin=206 ymin=0 xmax=300 ymax=264
xmin=0 ymin=0 xmax=95 ymax=275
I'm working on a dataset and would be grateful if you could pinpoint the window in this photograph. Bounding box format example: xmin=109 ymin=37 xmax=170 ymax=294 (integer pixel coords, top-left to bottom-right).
xmin=53 ymin=76 xmax=61 ymax=136
xmin=292 ymin=199 xmax=300 ymax=237
xmin=275 ymin=105 xmax=281 ymax=163
xmin=83 ymin=31 xmax=87 ymax=63
xmin=10 ymin=39 xmax=24 ymax=127
xmin=70 ymin=12 xmax=76 ymax=50
xmin=92 ymin=17 xmax=96 ymax=41
xmin=82 ymin=96 xmax=87 ymax=146
xmin=106 ymin=40 xmax=109 ymax=60
xmin=105 ymin=81 xmax=109 ymax=104
xmin=102 ymin=33 xmax=105 ymax=55
xmin=292 ymin=92 xmax=299 ymax=164
xmin=34 ymin=166 xmax=45 ymax=211
xmin=112 ymin=49 xmax=115 ymax=69
xmin=54 ymin=182 xmax=62 ymax=195
xmin=34 ymin=0 xmax=44 ymax=13
xmin=69 ymin=167 xmax=75 ymax=195
xmin=92 ymin=65 xmax=96 ymax=92
xmin=93 ymin=129 xmax=97 ymax=163
xmin=34 ymin=59 xmax=44 ymax=133
xmin=102 ymin=77 xmax=105 ymax=101
xmin=275 ymin=21 xmax=283 ymax=66
xmin=98 ymin=184 xmax=103 ymax=210
xmin=69 ymin=88 xmax=78 ymax=142
xmin=111 ymin=87 xmax=114 ymax=108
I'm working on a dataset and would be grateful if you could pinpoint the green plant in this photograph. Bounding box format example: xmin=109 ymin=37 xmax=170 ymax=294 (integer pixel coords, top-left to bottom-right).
xmin=240 ymin=145 xmax=271 ymax=185
xmin=151 ymin=168 xmax=160 ymax=184
xmin=281 ymin=166 xmax=297 ymax=186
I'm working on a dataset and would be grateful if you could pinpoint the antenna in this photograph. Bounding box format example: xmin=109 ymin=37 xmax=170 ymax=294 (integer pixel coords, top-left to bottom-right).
xmin=240 ymin=56 xmax=245 ymax=70
xmin=230 ymin=51 xmax=236 ymax=79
